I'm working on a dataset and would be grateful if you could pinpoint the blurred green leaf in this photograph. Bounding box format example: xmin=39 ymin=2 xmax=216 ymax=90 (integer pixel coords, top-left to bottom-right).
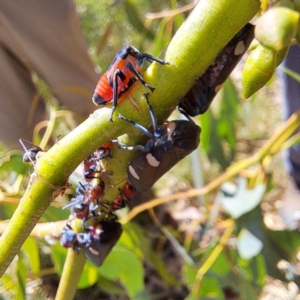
xmin=237 ymin=206 xmax=300 ymax=284
xmin=40 ymin=205 xmax=70 ymax=222
xmin=16 ymin=253 xmax=26 ymax=300
xmin=51 ymin=242 xmax=67 ymax=276
xmin=199 ymin=109 xmax=211 ymax=153
xmin=152 ymin=18 xmax=172 ymax=57
xmin=182 ymin=262 xmax=197 ymax=287
xmin=198 ymin=276 xmax=224 ymax=300
xmin=22 ymin=237 xmax=40 ymax=277
xmin=99 ymin=246 xmax=147 ymax=299
xmin=121 ymin=222 xmax=179 ymax=286
xmin=201 ymin=111 xmax=229 ymax=169
xmin=124 ymin=1 xmax=154 ymax=40
xmin=217 ymin=78 xmax=239 ymax=152
xmin=78 ymin=261 xmax=98 ymax=288
xmin=96 ymin=275 xmax=126 ymax=296
xmin=0 ymin=152 xmax=28 ymax=175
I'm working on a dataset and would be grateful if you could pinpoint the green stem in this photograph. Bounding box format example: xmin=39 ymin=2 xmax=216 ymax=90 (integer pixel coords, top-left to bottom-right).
xmin=55 ymin=249 xmax=86 ymax=300
xmin=0 ymin=0 xmax=260 ymax=286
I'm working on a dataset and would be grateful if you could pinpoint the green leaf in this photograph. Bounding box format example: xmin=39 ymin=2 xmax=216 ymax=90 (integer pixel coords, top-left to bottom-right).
xmin=237 ymin=206 xmax=300 ymax=284
xmin=182 ymin=262 xmax=198 ymax=287
xmin=40 ymin=205 xmax=70 ymax=222
xmin=183 ymin=263 xmax=224 ymax=299
xmin=152 ymin=18 xmax=172 ymax=57
xmin=16 ymin=253 xmax=26 ymax=300
xmin=22 ymin=237 xmax=40 ymax=277
xmin=99 ymin=246 xmax=147 ymax=299
xmin=96 ymin=275 xmax=126 ymax=296
xmin=200 ymin=111 xmax=229 ymax=169
xmin=124 ymin=1 xmax=154 ymax=40
xmin=51 ymin=242 xmax=67 ymax=276
xmin=199 ymin=111 xmax=212 ymax=154
xmin=0 ymin=152 xmax=28 ymax=175
xmin=119 ymin=223 xmax=145 ymax=260
xmin=78 ymin=261 xmax=98 ymax=289
xmin=199 ymin=276 xmax=224 ymax=299
xmin=217 ymin=78 xmax=239 ymax=152
xmin=121 ymin=223 xmax=179 ymax=286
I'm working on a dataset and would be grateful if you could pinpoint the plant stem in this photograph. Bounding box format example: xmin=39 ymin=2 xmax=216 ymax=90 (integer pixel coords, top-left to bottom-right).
xmin=55 ymin=249 xmax=86 ymax=300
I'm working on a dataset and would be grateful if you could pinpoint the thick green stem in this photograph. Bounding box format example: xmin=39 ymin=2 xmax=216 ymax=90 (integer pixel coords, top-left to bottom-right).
xmin=0 ymin=0 xmax=260 ymax=283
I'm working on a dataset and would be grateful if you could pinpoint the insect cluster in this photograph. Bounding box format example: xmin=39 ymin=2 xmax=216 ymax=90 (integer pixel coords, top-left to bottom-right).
xmin=20 ymin=23 xmax=254 ymax=266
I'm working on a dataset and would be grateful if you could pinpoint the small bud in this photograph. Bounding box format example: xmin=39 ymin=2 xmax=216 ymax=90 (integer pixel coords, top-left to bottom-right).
xmin=255 ymin=7 xmax=299 ymax=51
xmin=242 ymin=44 xmax=277 ymax=98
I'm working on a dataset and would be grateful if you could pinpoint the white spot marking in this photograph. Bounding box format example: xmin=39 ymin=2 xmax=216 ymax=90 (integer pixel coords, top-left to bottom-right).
xmin=146 ymin=153 xmax=160 ymax=167
xmin=88 ymin=247 xmax=100 ymax=255
xmin=129 ymin=165 xmax=140 ymax=180
xmin=234 ymin=41 xmax=245 ymax=56
xmin=167 ymin=122 xmax=176 ymax=141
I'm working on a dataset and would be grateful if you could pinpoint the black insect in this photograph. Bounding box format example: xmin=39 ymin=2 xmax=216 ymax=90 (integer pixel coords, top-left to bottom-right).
xmin=19 ymin=139 xmax=44 ymax=163
xmin=179 ymin=23 xmax=255 ymax=116
xmin=60 ymin=220 xmax=123 ymax=266
xmin=118 ymin=93 xmax=201 ymax=192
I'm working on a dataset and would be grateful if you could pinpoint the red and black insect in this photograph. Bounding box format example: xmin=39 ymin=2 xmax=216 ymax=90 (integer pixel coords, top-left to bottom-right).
xmin=92 ymin=45 xmax=169 ymax=122
xmin=60 ymin=220 xmax=123 ymax=266
xmin=179 ymin=23 xmax=254 ymax=116
xmin=111 ymin=182 xmax=137 ymax=211
xmin=118 ymin=94 xmax=201 ymax=192
xmin=63 ymin=181 xmax=105 ymax=227
xmin=83 ymin=142 xmax=113 ymax=182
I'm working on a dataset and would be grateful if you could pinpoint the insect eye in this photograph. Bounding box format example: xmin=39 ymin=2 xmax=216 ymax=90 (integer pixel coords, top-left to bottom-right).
xmin=172 ymin=130 xmax=179 ymax=139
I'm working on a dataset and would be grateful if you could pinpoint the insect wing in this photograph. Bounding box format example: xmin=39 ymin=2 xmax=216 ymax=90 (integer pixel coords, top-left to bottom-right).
xmin=127 ymin=145 xmax=181 ymax=192
xmin=84 ymin=221 xmax=123 ymax=267
xmin=171 ymin=121 xmax=201 ymax=156
xmin=179 ymin=23 xmax=254 ymax=116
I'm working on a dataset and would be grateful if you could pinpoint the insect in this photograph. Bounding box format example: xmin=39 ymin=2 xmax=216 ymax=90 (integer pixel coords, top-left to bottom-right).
xmin=19 ymin=139 xmax=44 ymax=163
xmin=118 ymin=94 xmax=201 ymax=192
xmin=92 ymin=45 xmax=169 ymax=122
xmin=63 ymin=181 xmax=105 ymax=227
xmin=83 ymin=142 xmax=113 ymax=182
xmin=179 ymin=23 xmax=255 ymax=116
xmin=60 ymin=220 xmax=123 ymax=266
xmin=111 ymin=182 xmax=137 ymax=211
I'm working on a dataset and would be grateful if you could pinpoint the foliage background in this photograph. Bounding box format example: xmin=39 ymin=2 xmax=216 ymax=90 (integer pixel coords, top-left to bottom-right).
xmin=1 ymin=0 xmax=300 ymax=299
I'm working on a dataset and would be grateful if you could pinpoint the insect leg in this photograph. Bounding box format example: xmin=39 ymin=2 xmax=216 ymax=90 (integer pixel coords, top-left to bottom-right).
xmin=137 ymin=53 xmax=169 ymax=66
xmin=125 ymin=62 xmax=155 ymax=93
xmin=118 ymin=113 xmax=153 ymax=139
xmin=110 ymin=69 xmax=126 ymax=122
